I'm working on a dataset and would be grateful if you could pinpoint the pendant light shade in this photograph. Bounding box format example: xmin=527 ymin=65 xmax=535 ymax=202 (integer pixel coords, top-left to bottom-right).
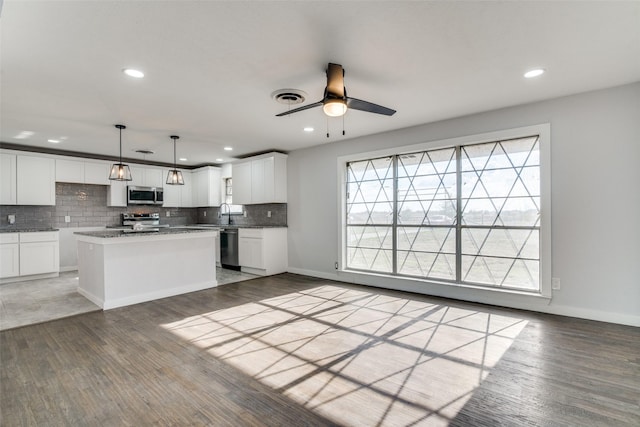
xmin=109 ymin=124 xmax=132 ymax=181
xmin=166 ymin=135 xmax=184 ymax=185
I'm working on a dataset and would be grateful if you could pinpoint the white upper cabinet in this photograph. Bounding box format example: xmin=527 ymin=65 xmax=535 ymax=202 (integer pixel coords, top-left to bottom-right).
xmin=56 ymin=159 xmax=111 ymax=185
xmin=130 ymin=166 xmax=164 ymax=188
xmin=191 ymin=166 xmax=221 ymax=207
xmin=17 ymin=155 xmax=56 ymax=205
xmin=232 ymin=161 xmax=252 ymax=205
xmin=232 ymin=152 xmax=287 ymax=205
xmin=55 ymin=158 xmax=84 ymax=183
xmin=84 ymin=161 xmax=110 ymax=185
xmin=162 ymin=169 xmax=192 ymax=208
xmin=0 ymin=154 xmax=17 ymax=205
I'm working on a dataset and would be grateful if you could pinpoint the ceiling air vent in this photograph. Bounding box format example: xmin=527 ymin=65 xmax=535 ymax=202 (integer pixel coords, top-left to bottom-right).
xmin=271 ymin=89 xmax=307 ymax=105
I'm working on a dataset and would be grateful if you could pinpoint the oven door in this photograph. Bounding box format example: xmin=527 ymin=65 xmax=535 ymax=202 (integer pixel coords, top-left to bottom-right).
xmin=127 ymin=186 xmax=156 ymax=205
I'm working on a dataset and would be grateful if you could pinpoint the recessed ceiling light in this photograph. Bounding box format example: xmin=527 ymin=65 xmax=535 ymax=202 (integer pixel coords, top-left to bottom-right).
xmin=215 ymin=158 xmax=224 ymax=162
xmin=48 ymin=139 xmax=60 ymax=143
xmin=179 ymin=157 xmax=187 ymax=162
xmin=14 ymin=131 xmax=34 ymax=139
xmin=224 ymin=147 xmax=233 ymax=151
xmin=123 ymin=68 xmax=145 ymax=78
xmin=524 ymin=68 xmax=545 ymax=79
xmin=303 ymin=127 xmax=314 ymax=132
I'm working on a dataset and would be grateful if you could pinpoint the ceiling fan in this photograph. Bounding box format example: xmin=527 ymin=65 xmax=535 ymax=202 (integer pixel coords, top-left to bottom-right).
xmin=276 ymin=63 xmax=396 ymax=118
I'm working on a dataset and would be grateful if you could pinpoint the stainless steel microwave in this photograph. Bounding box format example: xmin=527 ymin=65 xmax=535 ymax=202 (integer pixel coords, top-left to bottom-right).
xmin=127 ymin=186 xmax=164 ymax=205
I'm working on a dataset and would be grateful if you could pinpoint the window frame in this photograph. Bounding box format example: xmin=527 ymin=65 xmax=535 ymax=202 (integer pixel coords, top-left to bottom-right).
xmin=338 ymin=124 xmax=551 ymax=298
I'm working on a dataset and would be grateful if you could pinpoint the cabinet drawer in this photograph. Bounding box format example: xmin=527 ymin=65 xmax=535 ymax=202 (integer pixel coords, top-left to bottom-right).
xmin=19 ymin=231 xmax=59 ymax=243
xmin=239 ymin=228 xmax=263 ymax=239
xmin=0 ymin=233 xmax=19 ymax=244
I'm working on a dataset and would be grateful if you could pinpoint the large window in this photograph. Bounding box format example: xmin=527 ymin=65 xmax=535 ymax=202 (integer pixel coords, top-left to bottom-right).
xmin=345 ymin=132 xmax=544 ymax=293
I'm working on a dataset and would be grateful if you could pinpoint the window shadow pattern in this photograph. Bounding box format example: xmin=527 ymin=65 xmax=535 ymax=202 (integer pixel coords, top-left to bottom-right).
xmin=163 ymin=285 xmax=527 ymax=426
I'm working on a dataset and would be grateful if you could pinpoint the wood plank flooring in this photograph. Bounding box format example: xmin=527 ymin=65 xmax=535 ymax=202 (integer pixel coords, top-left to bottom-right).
xmin=1 ymin=273 xmax=638 ymax=426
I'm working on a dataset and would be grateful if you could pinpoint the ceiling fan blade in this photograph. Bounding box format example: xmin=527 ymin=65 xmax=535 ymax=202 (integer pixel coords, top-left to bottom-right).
xmin=347 ymin=97 xmax=396 ymax=116
xmin=326 ymin=63 xmax=345 ymax=98
xmin=275 ymin=101 xmax=323 ymax=117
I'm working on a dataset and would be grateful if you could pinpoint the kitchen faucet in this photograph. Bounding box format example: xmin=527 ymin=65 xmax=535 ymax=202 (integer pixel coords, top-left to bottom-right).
xmin=219 ymin=203 xmax=232 ymax=225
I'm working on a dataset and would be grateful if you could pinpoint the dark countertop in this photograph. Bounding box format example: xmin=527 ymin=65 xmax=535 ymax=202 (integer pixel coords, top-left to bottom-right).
xmin=75 ymin=227 xmax=218 ymax=239
xmin=0 ymin=227 xmax=59 ymax=233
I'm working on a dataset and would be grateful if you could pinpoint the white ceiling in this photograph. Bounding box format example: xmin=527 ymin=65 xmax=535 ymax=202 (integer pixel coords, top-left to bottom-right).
xmin=1 ymin=1 xmax=639 ymax=166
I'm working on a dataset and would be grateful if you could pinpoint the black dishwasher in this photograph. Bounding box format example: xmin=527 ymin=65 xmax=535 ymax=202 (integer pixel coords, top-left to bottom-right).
xmin=220 ymin=229 xmax=240 ymax=270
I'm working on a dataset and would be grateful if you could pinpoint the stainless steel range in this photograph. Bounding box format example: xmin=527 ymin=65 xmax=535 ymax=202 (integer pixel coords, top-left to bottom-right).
xmin=122 ymin=212 xmax=165 ymax=232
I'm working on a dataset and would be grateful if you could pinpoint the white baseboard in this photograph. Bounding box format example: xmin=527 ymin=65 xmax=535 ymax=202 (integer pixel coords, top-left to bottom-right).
xmin=101 ymin=280 xmax=218 ymax=310
xmin=77 ymin=287 xmax=104 ymax=309
xmin=286 ymin=267 xmax=640 ymax=327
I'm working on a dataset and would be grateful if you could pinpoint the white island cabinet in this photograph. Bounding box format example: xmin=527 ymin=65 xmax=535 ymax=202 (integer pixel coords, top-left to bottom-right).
xmin=75 ymin=228 xmax=218 ymax=310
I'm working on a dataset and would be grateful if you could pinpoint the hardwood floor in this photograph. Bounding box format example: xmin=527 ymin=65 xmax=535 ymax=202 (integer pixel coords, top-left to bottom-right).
xmin=1 ymin=273 xmax=638 ymax=426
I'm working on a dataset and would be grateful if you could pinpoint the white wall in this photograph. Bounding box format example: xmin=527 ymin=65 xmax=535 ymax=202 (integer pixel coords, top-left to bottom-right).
xmin=287 ymin=82 xmax=640 ymax=326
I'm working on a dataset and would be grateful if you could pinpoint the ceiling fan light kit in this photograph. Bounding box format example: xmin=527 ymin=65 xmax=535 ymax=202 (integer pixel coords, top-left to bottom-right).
xmin=109 ymin=124 xmax=133 ymax=181
xmin=323 ymin=99 xmax=348 ymax=117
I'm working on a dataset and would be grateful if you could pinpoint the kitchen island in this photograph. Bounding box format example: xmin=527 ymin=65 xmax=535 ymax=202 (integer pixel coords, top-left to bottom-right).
xmin=75 ymin=228 xmax=217 ymax=310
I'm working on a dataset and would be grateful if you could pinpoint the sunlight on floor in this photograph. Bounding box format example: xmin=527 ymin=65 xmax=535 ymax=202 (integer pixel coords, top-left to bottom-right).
xmin=162 ymin=285 xmax=527 ymax=426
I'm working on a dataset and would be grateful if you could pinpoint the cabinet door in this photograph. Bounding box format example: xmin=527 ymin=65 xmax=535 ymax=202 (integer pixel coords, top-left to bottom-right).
xmin=129 ymin=166 xmax=144 ymax=187
xmin=107 ymin=181 xmax=127 ymax=207
xmin=145 ymin=168 xmax=164 ymax=188
xmin=262 ymin=156 xmax=276 ymax=202
xmin=191 ymin=169 xmax=204 ymax=207
xmin=55 ymin=159 xmax=84 ymax=183
xmin=0 ymin=154 xmax=17 ymax=205
xmin=162 ymin=168 xmax=181 ymax=207
xmin=84 ymin=161 xmax=110 ymax=185
xmin=0 ymin=243 xmax=20 ymax=278
xmin=232 ymin=161 xmax=252 ymax=205
xmin=208 ymin=167 xmax=222 ymax=206
xmin=251 ymin=159 xmax=266 ymax=204
xmin=239 ymin=237 xmax=264 ymax=269
xmin=181 ymin=171 xmax=193 ymax=207
xmin=17 ymin=156 xmax=56 ymax=205
xmin=19 ymin=241 xmax=59 ymax=276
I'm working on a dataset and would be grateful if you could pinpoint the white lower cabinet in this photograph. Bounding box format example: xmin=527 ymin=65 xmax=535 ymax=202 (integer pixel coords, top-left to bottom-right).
xmin=0 ymin=234 xmax=20 ymax=278
xmin=0 ymin=231 xmax=59 ymax=282
xmin=238 ymin=228 xmax=287 ymax=276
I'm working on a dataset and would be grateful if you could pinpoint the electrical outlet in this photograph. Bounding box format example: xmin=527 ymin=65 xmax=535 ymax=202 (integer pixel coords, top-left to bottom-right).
xmin=267 ymin=211 xmax=272 ymax=218
xmin=243 ymin=211 xmax=247 ymax=217
xmin=335 ymin=262 xmax=339 ymax=270
xmin=166 ymin=211 xmax=170 ymax=217
xmin=204 ymin=211 xmax=207 ymax=217
xmin=7 ymin=214 xmax=16 ymax=224
xmin=64 ymin=215 xmax=71 ymax=223
xmin=552 ymin=278 xmax=561 ymax=290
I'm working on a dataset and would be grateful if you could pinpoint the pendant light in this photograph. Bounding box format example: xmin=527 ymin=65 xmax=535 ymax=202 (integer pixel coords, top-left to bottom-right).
xmin=166 ymin=135 xmax=184 ymax=185
xmin=109 ymin=124 xmax=132 ymax=181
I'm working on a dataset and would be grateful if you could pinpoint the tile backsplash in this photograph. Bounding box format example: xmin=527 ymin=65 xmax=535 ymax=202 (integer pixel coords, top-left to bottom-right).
xmin=198 ymin=203 xmax=287 ymax=227
xmin=0 ymin=183 xmax=287 ymax=229
xmin=0 ymin=183 xmax=197 ymax=229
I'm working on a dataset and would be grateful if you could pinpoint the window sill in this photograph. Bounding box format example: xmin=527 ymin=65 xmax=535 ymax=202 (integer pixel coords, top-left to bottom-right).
xmin=338 ymin=269 xmax=552 ymax=310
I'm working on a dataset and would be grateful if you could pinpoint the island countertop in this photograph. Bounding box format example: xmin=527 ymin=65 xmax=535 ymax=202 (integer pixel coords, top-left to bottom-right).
xmin=75 ymin=227 xmax=217 ymax=239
